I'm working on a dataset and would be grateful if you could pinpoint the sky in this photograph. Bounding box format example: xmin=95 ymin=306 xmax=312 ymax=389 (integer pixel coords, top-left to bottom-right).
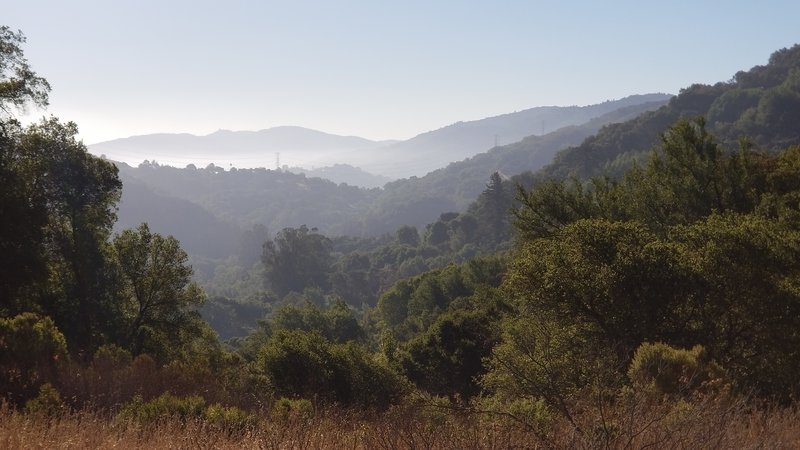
xmin=7 ymin=1 xmax=800 ymax=145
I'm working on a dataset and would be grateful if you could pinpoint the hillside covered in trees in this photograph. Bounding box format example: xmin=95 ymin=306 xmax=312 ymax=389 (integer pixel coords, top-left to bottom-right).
xmin=4 ymin=25 xmax=800 ymax=448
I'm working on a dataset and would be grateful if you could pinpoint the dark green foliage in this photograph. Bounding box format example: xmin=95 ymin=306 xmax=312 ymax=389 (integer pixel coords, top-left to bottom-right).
xmin=514 ymin=117 xmax=767 ymax=239
xmin=395 ymin=225 xmax=420 ymax=246
xmin=399 ymin=306 xmax=500 ymax=399
xmin=330 ymin=252 xmax=380 ymax=307
xmin=503 ymin=120 xmax=800 ymax=401
xmin=12 ymin=119 xmax=122 ymax=353
xmin=262 ymin=225 xmax=333 ymax=297
xmin=669 ymin=213 xmax=800 ymax=398
xmin=373 ymin=256 xmax=509 ymax=399
xmin=258 ymin=330 xmax=403 ymax=408
xmin=425 ymin=220 xmax=450 ymax=247
xmin=269 ymin=300 xmax=363 ymax=344
xmin=506 ymin=219 xmax=693 ymax=353
xmin=0 ymin=117 xmax=122 ymax=356
xmin=0 ymin=313 xmax=67 ymax=403
xmin=482 ymin=313 xmax=619 ymax=422
xmin=0 ymin=120 xmax=48 ymax=308
xmin=113 ymin=223 xmax=206 ymax=361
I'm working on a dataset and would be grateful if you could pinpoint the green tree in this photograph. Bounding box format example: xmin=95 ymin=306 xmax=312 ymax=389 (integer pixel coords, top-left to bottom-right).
xmin=481 ymin=172 xmax=507 ymax=239
xmin=425 ymin=220 xmax=449 ymax=247
xmin=259 ymin=330 xmax=403 ymax=408
xmin=113 ymin=223 xmax=205 ymax=360
xmin=670 ymin=212 xmax=800 ymax=399
xmin=18 ymin=119 xmax=122 ymax=353
xmin=269 ymin=299 xmax=363 ymax=343
xmin=0 ymin=120 xmax=48 ymax=309
xmin=0 ymin=27 xmax=51 ymax=313
xmin=330 ymin=252 xmax=378 ymax=307
xmin=395 ymin=225 xmax=420 ymax=246
xmin=262 ymin=225 xmax=333 ymax=297
xmin=399 ymin=307 xmax=499 ymax=399
xmin=0 ymin=27 xmax=50 ymax=117
xmin=506 ymin=219 xmax=692 ymax=353
xmin=0 ymin=27 xmax=122 ymax=355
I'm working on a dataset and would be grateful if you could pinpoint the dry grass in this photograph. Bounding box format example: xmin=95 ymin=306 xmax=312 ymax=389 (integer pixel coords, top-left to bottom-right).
xmin=2 ymin=398 xmax=800 ymax=449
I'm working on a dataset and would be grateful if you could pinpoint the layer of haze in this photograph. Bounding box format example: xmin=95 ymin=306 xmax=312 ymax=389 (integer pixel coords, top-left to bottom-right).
xmin=8 ymin=0 xmax=800 ymax=145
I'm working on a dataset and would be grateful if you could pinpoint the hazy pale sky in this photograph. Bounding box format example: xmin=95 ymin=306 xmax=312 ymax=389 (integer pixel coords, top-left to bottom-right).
xmin=7 ymin=1 xmax=800 ymax=144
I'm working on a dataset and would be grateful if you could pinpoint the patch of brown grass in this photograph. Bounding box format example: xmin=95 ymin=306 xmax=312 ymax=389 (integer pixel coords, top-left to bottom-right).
xmin=1 ymin=398 xmax=799 ymax=449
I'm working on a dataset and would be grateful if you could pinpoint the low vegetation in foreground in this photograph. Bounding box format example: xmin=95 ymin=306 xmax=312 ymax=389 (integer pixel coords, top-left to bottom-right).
xmin=3 ymin=394 xmax=800 ymax=449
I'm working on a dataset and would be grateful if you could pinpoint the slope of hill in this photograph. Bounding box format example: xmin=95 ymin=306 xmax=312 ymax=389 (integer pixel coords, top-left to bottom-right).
xmin=112 ymin=96 xmax=671 ymax=247
xmin=92 ymin=95 xmax=669 ymax=181
xmin=365 ymin=98 xmax=669 ymax=229
xmin=542 ymin=44 xmax=800 ymax=180
xmin=286 ymin=164 xmax=393 ymax=188
xmin=115 ymin=161 xmax=380 ymax=240
xmin=361 ymin=93 xmax=671 ymax=178
xmin=115 ymin=175 xmax=240 ymax=260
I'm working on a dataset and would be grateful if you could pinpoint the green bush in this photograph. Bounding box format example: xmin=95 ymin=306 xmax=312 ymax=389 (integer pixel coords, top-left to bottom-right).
xmin=0 ymin=313 xmax=68 ymax=403
xmin=91 ymin=344 xmax=133 ymax=373
xmin=270 ymin=397 xmax=314 ymax=421
xmin=628 ymin=342 xmax=728 ymax=397
xmin=118 ymin=393 xmax=206 ymax=424
xmin=24 ymin=383 xmax=65 ymax=417
xmin=259 ymin=330 xmax=405 ymax=409
xmin=117 ymin=391 xmax=259 ymax=431
xmin=204 ymin=403 xmax=258 ymax=431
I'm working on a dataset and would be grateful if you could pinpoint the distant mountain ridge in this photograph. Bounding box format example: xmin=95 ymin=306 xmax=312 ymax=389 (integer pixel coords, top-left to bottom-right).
xmin=111 ymin=93 xmax=672 ymax=252
xmin=357 ymin=98 xmax=670 ymax=234
xmin=362 ymin=93 xmax=671 ymax=178
xmin=90 ymin=94 xmax=671 ymax=183
xmin=90 ymin=126 xmax=398 ymax=172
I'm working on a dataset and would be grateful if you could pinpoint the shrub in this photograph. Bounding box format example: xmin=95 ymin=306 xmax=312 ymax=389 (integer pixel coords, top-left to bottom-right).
xmin=628 ymin=342 xmax=728 ymax=397
xmin=259 ymin=330 xmax=405 ymax=409
xmin=118 ymin=393 xmax=206 ymax=424
xmin=117 ymin=392 xmax=257 ymax=431
xmin=204 ymin=403 xmax=257 ymax=432
xmin=270 ymin=397 xmax=314 ymax=421
xmin=0 ymin=313 xmax=68 ymax=403
xmin=24 ymin=383 xmax=65 ymax=417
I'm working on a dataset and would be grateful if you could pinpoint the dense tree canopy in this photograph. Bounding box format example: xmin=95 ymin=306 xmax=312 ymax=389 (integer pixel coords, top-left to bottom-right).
xmin=114 ymin=223 xmax=206 ymax=360
xmin=495 ymin=118 xmax=800 ymax=403
xmin=262 ymin=225 xmax=333 ymax=297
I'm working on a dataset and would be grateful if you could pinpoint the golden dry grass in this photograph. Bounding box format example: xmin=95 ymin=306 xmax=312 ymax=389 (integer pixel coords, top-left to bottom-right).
xmin=2 ymin=398 xmax=800 ymax=450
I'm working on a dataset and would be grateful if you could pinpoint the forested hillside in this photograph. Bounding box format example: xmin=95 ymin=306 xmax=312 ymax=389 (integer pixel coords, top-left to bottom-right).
xmin=360 ymin=98 xmax=668 ymax=234
xmin=114 ymin=96 xmax=669 ymax=249
xmin=4 ymin=26 xmax=800 ymax=449
xmin=543 ymin=44 xmax=800 ymax=179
